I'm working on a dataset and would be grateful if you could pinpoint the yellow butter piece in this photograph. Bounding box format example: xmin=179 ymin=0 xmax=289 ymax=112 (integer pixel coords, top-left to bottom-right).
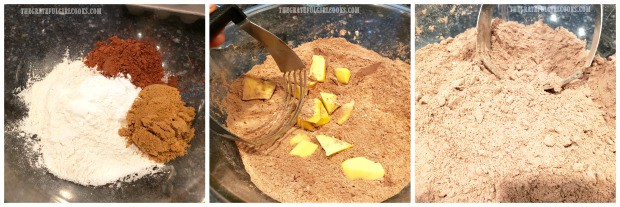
xmin=297 ymin=118 xmax=315 ymax=131
xmin=334 ymin=68 xmax=351 ymax=84
xmin=242 ymin=76 xmax=276 ymax=100
xmin=289 ymin=140 xmax=318 ymax=158
xmin=316 ymin=135 xmax=352 ymax=156
xmin=341 ymin=157 xmax=385 ymax=180
xmin=309 ymin=55 xmax=326 ymax=83
xmin=319 ymin=92 xmax=340 ymax=114
xmin=308 ymin=81 xmax=317 ymax=88
xmin=289 ymin=133 xmax=310 ymax=145
xmin=314 ymin=102 xmax=331 ymax=126
xmin=299 ymin=98 xmax=322 ymax=123
xmin=335 ymin=101 xmax=355 ymax=125
xmin=290 ymin=84 xmax=308 ymax=99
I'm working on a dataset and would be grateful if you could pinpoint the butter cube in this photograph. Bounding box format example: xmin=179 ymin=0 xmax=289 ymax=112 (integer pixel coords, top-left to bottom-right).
xmin=290 ymin=84 xmax=308 ymax=99
xmin=299 ymin=98 xmax=322 ymax=123
xmin=308 ymin=81 xmax=317 ymax=88
xmin=334 ymin=68 xmax=351 ymax=84
xmin=289 ymin=133 xmax=310 ymax=145
xmin=335 ymin=101 xmax=355 ymax=125
xmin=316 ymin=135 xmax=352 ymax=156
xmin=341 ymin=157 xmax=385 ymax=180
xmin=319 ymin=92 xmax=340 ymax=114
xmin=314 ymin=102 xmax=331 ymax=126
xmin=309 ymin=55 xmax=326 ymax=83
xmin=297 ymin=118 xmax=315 ymax=131
xmin=290 ymin=140 xmax=318 ymax=158
xmin=242 ymin=76 xmax=276 ymax=100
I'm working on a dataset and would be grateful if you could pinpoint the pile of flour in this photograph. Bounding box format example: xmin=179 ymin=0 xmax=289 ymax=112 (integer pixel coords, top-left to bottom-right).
xmin=19 ymin=58 xmax=161 ymax=186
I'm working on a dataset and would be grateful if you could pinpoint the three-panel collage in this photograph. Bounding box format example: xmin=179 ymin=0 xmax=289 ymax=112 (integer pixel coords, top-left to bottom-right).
xmin=1 ymin=2 xmax=617 ymax=206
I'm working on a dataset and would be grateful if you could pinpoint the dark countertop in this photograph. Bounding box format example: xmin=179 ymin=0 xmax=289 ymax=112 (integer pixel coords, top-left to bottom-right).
xmin=4 ymin=4 xmax=205 ymax=202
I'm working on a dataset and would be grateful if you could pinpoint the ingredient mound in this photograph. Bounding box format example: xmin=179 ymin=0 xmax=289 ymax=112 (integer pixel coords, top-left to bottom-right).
xmin=119 ymin=84 xmax=196 ymax=163
xmin=415 ymin=20 xmax=615 ymax=203
xmin=84 ymin=36 xmax=177 ymax=88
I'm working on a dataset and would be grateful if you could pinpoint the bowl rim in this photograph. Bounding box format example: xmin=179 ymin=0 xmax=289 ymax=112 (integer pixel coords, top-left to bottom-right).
xmin=243 ymin=4 xmax=411 ymax=16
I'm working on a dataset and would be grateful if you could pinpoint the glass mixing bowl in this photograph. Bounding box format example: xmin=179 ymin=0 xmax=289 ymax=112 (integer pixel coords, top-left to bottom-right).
xmin=415 ymin=4 xmax=615 ymax=57
xmin=4 ymin=5 xmax=205 ymax=202
xmin=209 ymin=4 xmax=411 ymax=202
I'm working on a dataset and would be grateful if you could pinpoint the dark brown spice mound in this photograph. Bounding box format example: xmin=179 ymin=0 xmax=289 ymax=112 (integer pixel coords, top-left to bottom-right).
xmin=84 ymin=36 xmax=177 ymax=88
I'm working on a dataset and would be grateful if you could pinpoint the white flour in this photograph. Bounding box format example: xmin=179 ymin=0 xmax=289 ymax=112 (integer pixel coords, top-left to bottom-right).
xmin=19 ymin=58 xmax=162 ymax=186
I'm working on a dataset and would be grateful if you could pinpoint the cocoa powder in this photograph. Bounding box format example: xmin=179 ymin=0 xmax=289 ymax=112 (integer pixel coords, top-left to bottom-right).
xmin=119 ymin=84 xmax=196 ymax=163
xmin=84 ymin=36 xmax=177 ymax=88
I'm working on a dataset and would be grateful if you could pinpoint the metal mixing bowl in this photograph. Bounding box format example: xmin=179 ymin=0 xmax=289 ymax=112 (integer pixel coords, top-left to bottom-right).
xmin=209 ymin=4 xmax=411 ymax=202
xmin=4 ymin=5 xmax=205 ymax=202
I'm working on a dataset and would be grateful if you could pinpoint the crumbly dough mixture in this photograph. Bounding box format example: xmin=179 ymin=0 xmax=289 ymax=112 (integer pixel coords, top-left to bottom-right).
xmin=223 ymin=38 xmax=411 ymax=202
xmin=415 ymin=20 xmax=615 ymax=202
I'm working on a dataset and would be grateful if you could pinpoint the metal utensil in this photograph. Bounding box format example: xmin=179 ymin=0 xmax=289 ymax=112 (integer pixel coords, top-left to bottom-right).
xmin=126 ymin=4 xmax=205 ymax=24
xmin=210 ymin=5 xmax=307 ymax=145
xmin=476 ymin=5 xmax=506 ymax=80
xmin=476 ymin=4 xmax=602 ymax=93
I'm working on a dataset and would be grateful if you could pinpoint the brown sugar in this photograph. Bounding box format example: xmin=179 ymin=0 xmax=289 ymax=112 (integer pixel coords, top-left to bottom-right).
xmin=119 ymin=84 xmax=196 ymax=163
xmin=415 ymin=20 xmax=615 ymax=202
xmin=221 ymin=38 xmax=411 ymax=202
xmin=84 ymin=36 xmax=177 ymax=88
